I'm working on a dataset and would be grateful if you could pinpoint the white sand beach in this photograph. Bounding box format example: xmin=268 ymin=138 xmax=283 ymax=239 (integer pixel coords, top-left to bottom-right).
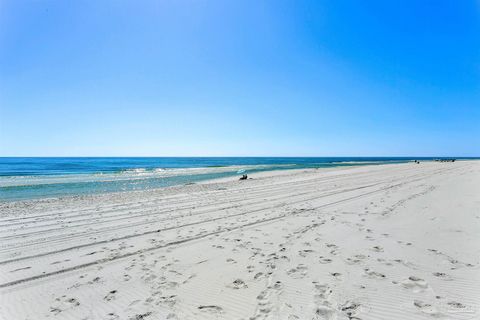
xmin=0 ymin=161 xmax=479 ymax=320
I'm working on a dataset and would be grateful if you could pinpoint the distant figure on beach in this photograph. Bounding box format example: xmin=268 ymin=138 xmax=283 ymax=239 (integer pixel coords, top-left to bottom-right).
xmin=239 ymin=174 xmax=248 ymax=180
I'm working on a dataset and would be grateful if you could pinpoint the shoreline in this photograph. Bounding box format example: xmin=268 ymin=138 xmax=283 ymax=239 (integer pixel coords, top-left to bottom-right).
xmin=1 ymin=158 xmax=458 ymax=202
xmin=0 ymin=160 xmax=429 ymax=203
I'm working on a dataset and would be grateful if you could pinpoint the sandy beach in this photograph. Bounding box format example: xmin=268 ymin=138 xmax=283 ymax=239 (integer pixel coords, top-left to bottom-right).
xmin=1 ymin=161 xmax=479 ymax=320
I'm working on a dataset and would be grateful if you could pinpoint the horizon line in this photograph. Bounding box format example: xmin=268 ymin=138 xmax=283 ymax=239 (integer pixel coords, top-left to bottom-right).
xmin=0 ymin=156 xmax=477 ymax=158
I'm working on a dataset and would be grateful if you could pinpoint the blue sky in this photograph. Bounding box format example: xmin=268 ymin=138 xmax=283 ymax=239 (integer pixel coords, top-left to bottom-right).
xmin=0 ymin=1 xmax=479 ymax=156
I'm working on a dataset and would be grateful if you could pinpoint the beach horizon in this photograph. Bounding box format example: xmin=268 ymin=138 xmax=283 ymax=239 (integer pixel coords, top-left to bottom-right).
xmin=1 ymin=156 xmax=475 ymax=201
xmin=1 ymin=160 xmax=479 ymax=319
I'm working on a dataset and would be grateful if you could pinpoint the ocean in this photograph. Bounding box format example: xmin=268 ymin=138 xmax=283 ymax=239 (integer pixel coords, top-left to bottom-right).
xmin=0 ymin=157 xmax=466 ymax=201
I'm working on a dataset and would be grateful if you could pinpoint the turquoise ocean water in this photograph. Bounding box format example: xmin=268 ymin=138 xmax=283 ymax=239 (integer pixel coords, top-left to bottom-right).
xmin=0 ymin=157 xmax=469 ymax=201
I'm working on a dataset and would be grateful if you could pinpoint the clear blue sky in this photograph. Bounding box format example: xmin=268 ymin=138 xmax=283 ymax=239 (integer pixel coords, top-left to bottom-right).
xmin=1 ymin=1 xmax=479 ymax=156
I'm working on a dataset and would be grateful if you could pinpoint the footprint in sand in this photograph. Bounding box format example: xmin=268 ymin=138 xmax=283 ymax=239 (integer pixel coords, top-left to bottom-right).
xmin=432 ymin=272 xmax=452 ymax=281
xmin=346 ymin=255 xmax=367 ymax=265
xmin=363 ymin=268 xmax=386 ymax=279
xmin=401 ymin=276 xmax=429 ymax=293
xmin=377 ymin=258 xmax=393 ymax=266
xmin=198 ymin=305 xmax=223 ymax=314
xmin=319 ymin=256 xmax=333 ymax=264
xmin=66 ymin=297 xmax=80 ymax=307
xmin=49 ymin=307 xmax=62 ymax=315
xmin=104 ymin=290 xmax=117 ymax=301
xmin=128 ymin=312 xmax=153 ymax=320
xmin=314 ymin=306 xmax=336 ymax=320
xmin=87 ymin=276 xmax=102 ymax=284
xmin=312 ymin=282 xmax=336 ymax=320
xmin=270 ymin=280 xmax=283 ymax=290
xmin=252 ymin=290 xmax=274 ymax=319
xmin=106 ymin=312 xmax=120 ymax=320
xmin=49 ymin=296 xmax=80 ymax=315
xmin=447 ymin=301 xmax=466 ymax=309
xmin=299 ymin=249 xmax=315 ymax=257
xmin=313 ymin=282 xmax=331 ymax=300
xmin=157 ymin=295 xmax=176 ymax=307
xmin=287 ymin=264 xmax=308 ymax=279
xmin=340 ymin=301 xmax=361 ymax=319
xmin=229 ymin=279 xmax=248 ymax=289
xmin=242 ymin=263 xmax=254 ymax=271
xmin=325 ymin=243 xmax=338 ymax=249
xmin=413 ymin=300 xmax=441 ymax=316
